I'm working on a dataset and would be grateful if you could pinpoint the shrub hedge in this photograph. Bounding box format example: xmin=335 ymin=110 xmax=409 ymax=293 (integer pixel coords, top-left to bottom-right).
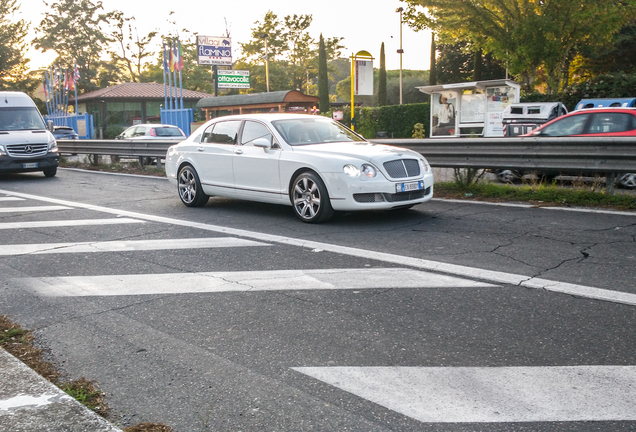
xmin=330 ymin=103 xmax=431 ymax=139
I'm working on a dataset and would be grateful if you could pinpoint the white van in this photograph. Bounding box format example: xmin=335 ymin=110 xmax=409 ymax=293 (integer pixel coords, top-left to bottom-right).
xmin=0 ymin=91 xmax=59 ymax=177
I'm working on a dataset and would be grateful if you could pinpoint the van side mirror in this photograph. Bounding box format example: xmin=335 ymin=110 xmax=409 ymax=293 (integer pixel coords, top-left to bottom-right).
xmin=47 ymin=120 xmax=54 ymax=132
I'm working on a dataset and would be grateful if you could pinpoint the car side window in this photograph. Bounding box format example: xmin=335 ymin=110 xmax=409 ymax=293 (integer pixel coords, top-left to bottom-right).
xmin=540 ymin=114 xmax=589 ymax=136
xmin=122 ymin=127 xmax=136 ymax=138
xmin=588 ymin=113 xmax=635 ymax=133
xmin=241 ymin=121 xmax=275 ymax=147
xmin=204 ymin=121 xmax=240 ymax=144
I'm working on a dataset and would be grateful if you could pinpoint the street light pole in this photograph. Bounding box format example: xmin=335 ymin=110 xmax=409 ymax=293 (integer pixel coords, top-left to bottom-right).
xmin=261 ymin=33 xmax=270 ymax=92
xmin=396 ymin=7 xmax=404 ymax=105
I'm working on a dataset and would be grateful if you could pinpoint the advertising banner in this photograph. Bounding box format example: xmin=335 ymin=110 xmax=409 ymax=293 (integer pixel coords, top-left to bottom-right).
xmin=197 ymin=36 xmax=232 ymax=66
xmin=217 ymin=70 xmax=250 ymax=89
xmin=485 ymin=87 xmax=516 ymax=136
xmin=431 ymin=91 xmax=458 ymax=137
xmin=354 ymin=60 xmax=373 ymax=96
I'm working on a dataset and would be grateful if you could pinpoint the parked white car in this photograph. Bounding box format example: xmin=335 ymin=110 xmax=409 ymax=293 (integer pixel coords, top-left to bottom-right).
xmin=117 ymin=124 xmax=186 ymax=140
xmin=165 ymin=113 xmax=434 ymax=223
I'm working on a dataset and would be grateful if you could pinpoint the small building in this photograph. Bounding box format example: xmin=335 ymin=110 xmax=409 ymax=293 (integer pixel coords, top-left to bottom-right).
xmin=74 ymin=82 xmax=213 ymax=136
xmin=196 ymin=90 xmax=320 ymax=120
xmin=417 ymin=79 xmax=521 ymax=137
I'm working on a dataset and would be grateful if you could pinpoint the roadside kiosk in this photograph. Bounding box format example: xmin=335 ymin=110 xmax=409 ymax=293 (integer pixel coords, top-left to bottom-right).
xmin=416 ymin=79 xmax=521 ymax=137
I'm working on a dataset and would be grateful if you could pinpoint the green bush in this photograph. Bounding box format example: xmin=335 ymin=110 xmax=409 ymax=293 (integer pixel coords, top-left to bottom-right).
xmin=521 ymin=72 xmax=636 ymax=111
xmin=104 ymin=124 xmax=125 ymax=139
xmin=331 ymin=103 xmax=430 ymax=139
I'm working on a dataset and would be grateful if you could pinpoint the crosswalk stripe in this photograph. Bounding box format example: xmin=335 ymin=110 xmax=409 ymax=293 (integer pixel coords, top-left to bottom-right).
xmin=0 ymin=205 xmax=73 ymax=213
xmin=0 ymin=237 xmax=269 ymax=256
xmin=0 ymin=218 xmax=145 ymax=230
xmin=293 ymin=366 xmax=636 ymax=422
xmin=14 ymin=268 xmax=497 ymax=297
xmin=2 ymin=188 xmax=635 ymax=307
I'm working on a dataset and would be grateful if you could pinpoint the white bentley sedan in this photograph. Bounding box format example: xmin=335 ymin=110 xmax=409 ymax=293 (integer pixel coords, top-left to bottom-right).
xmin=165 ymin=113 xmax=434 ymax=223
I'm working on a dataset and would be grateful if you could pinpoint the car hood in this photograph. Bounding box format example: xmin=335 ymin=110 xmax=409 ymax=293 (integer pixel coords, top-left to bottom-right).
xmin=292 ymin=141 xmax=419 ymax=163
xmin=0 ymin=130 xmax=52 ymax=145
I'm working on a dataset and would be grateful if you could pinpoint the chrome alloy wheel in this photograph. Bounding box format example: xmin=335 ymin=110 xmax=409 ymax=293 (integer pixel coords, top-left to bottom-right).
xmin=293 ymin=177 xmax=321 ymax=219
xmin=291 ymin=172 xmax=334 ymax=223
xmin=178 ymin=165 xmax=208 ymax=207
xmin=617 ymin=173 xmax=636 ymax=189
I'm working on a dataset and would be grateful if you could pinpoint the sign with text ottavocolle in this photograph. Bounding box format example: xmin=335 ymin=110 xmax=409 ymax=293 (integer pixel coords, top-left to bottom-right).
xmin=197 ymin=35 xmax=232 ymax=66
xmin=217 ymin=70 xmax=250 ymax=89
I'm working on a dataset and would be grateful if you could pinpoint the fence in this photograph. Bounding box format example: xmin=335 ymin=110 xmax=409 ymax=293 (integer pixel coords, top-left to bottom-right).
xmin=161 ymin=109 xmax=193 ymax=136
xmin=44 ymin=113 xmax=94 ymax=139
xmin=56 ymin=136 xmax=636 ymax=191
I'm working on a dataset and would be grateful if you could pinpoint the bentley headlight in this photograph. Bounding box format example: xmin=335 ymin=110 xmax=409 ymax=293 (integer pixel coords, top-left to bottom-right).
xmin=419 ymin=158 xmax=430 ymax=172
xmin=360 ymin=164 xmax=377 ymax=178
xmin=343 ymin=164 xmax=360 ymax=177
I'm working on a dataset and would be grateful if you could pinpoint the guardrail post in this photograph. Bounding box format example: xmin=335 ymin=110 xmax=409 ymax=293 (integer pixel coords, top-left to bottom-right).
xmin=606 ymin=173 xmax=616 ymax=195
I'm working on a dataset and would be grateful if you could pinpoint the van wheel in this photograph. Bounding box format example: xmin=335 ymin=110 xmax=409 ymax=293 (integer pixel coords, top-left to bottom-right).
xmin=43 ymin=167 xmax=57 ymax=177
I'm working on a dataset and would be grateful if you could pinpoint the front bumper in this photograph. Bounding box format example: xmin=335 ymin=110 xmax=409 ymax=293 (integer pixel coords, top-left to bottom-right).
xmin=0 ymin=154 xmax=59 ymax=174
xmin=323 ymin=171 xmax=434 ymax=211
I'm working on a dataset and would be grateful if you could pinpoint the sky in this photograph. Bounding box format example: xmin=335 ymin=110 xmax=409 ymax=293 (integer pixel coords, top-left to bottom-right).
xmin=18 ymin=0 xmax=432 ymax=72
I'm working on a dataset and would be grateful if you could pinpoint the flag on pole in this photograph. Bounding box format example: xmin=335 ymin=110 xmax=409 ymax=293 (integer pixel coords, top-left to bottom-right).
xmin=170 ymin=38 xmax=175 ymax=73
xmin=178 ymin=37 xmax=184 ymax=109
xmin=73 ymin=63 xmax=80 ymax=83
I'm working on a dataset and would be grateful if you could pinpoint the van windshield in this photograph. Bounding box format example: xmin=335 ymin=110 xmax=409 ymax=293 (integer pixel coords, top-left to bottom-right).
xmin=0 ymin=107 xmax=47 ymax=132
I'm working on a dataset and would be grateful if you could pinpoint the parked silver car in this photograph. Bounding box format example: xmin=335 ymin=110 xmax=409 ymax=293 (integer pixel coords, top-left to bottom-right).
xmin=117 ymin=124 xmax=186 ymax=140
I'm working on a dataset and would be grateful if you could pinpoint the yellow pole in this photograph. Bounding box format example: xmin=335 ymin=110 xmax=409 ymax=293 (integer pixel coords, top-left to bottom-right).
xmin=350 ymin=53 xmax=355 ymax=131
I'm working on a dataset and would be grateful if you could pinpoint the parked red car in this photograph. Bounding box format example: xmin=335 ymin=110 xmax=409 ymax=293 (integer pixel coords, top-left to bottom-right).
xmin=497 ymin=108 xmax=636 ymax=188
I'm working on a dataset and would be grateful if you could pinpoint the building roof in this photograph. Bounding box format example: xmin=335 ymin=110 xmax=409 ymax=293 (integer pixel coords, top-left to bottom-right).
xmin=76 ymin=82 xmax=213 ymax=101
xmin=196 ymin=90 xmax=319 ymax=109
xmin=417 ymin=79 xmax=520 ymax=94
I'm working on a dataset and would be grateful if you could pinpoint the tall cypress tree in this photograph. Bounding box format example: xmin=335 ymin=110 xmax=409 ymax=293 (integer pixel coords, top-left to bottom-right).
xmin=378 ymin=42 xmax=387 ymax=106
xmin=429 ymin=33 xmax=437 ymax=85
xmin=318 ymin=33 xmax=330 ymax=113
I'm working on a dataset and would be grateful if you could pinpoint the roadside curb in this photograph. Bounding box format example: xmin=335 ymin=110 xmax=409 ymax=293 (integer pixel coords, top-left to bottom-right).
xmin=0 ymin=347 xmax=122 ymax=431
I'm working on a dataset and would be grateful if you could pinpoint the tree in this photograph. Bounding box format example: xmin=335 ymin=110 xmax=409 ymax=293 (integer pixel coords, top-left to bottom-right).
xmin=238 ymin=11 xmax=344 ymax=93
xmin=34 ymin=0 xmax=111 ymax=92
xmin=429 ymin=33 xmax=437 ymax=86
xmin=318 ymin=34 xmax=329 ymax=113
xmin=107 ymin=12 xmax=157 ymax=83
xmin=378 ymin=43 xmax=387 ymax=106
xmin=401 ymin=0 xmax=636 ymax=93
xmin=435 ymin=42 xmax=505 ymax=84
xmin=0 ymin=0 xmax=35 ymax=92
xmin=140 ymin=32 xmax=216 ymax=95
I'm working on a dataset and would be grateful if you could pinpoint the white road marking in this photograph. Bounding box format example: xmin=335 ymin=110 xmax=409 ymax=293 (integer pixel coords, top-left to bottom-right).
xmin=293 ymin=366 xmax=636 ymax=422
xmin=0 ymin=218 xmax=145 ymax=230
xmin=0 ymin=205 xmax=73 ymax=213
xmin=0 ymin=197 xmax=24 ymax=202
xmin=15 ymin=268 xmax=497 ymax=297
xmin=0 ymin=393 xmax=72 ymax=411
xmin=0 ymin=237 xmax=269 ymax=255
xmin=434 ymin=198 xmax=636 ymax=217
xmin=1 ymin=189 xmax=634 ymax=306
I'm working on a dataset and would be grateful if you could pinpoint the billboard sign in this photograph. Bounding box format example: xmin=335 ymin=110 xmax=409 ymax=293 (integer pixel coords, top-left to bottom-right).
xmin=217 ymin=70 xmax=250 ymax=89
xmin=197 ymin=35 xmax=232 ymax=66
xmin=354 ymin=60 xmax=373 ymax=96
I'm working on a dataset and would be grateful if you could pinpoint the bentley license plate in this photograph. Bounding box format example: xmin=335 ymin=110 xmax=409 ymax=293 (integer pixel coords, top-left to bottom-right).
xmin=23 ymin=162 xmax=38 ymax=169
xmin=396 ymin=181 xmax=423 ymax=193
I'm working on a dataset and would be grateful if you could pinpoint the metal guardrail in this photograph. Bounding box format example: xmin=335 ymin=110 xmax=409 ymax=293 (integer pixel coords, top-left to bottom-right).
xmin=370 ymin=136 xmax=636 ymax=174
xmin=56 ymin=139 xmax=176 ymax=158
xmin=57 ymin=136 xmax=636 ymax=174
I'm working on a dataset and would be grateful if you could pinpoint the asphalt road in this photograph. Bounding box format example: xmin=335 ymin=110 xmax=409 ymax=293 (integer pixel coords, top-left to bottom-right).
xmin=1 ymin=168 xmax=635 ymax=431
